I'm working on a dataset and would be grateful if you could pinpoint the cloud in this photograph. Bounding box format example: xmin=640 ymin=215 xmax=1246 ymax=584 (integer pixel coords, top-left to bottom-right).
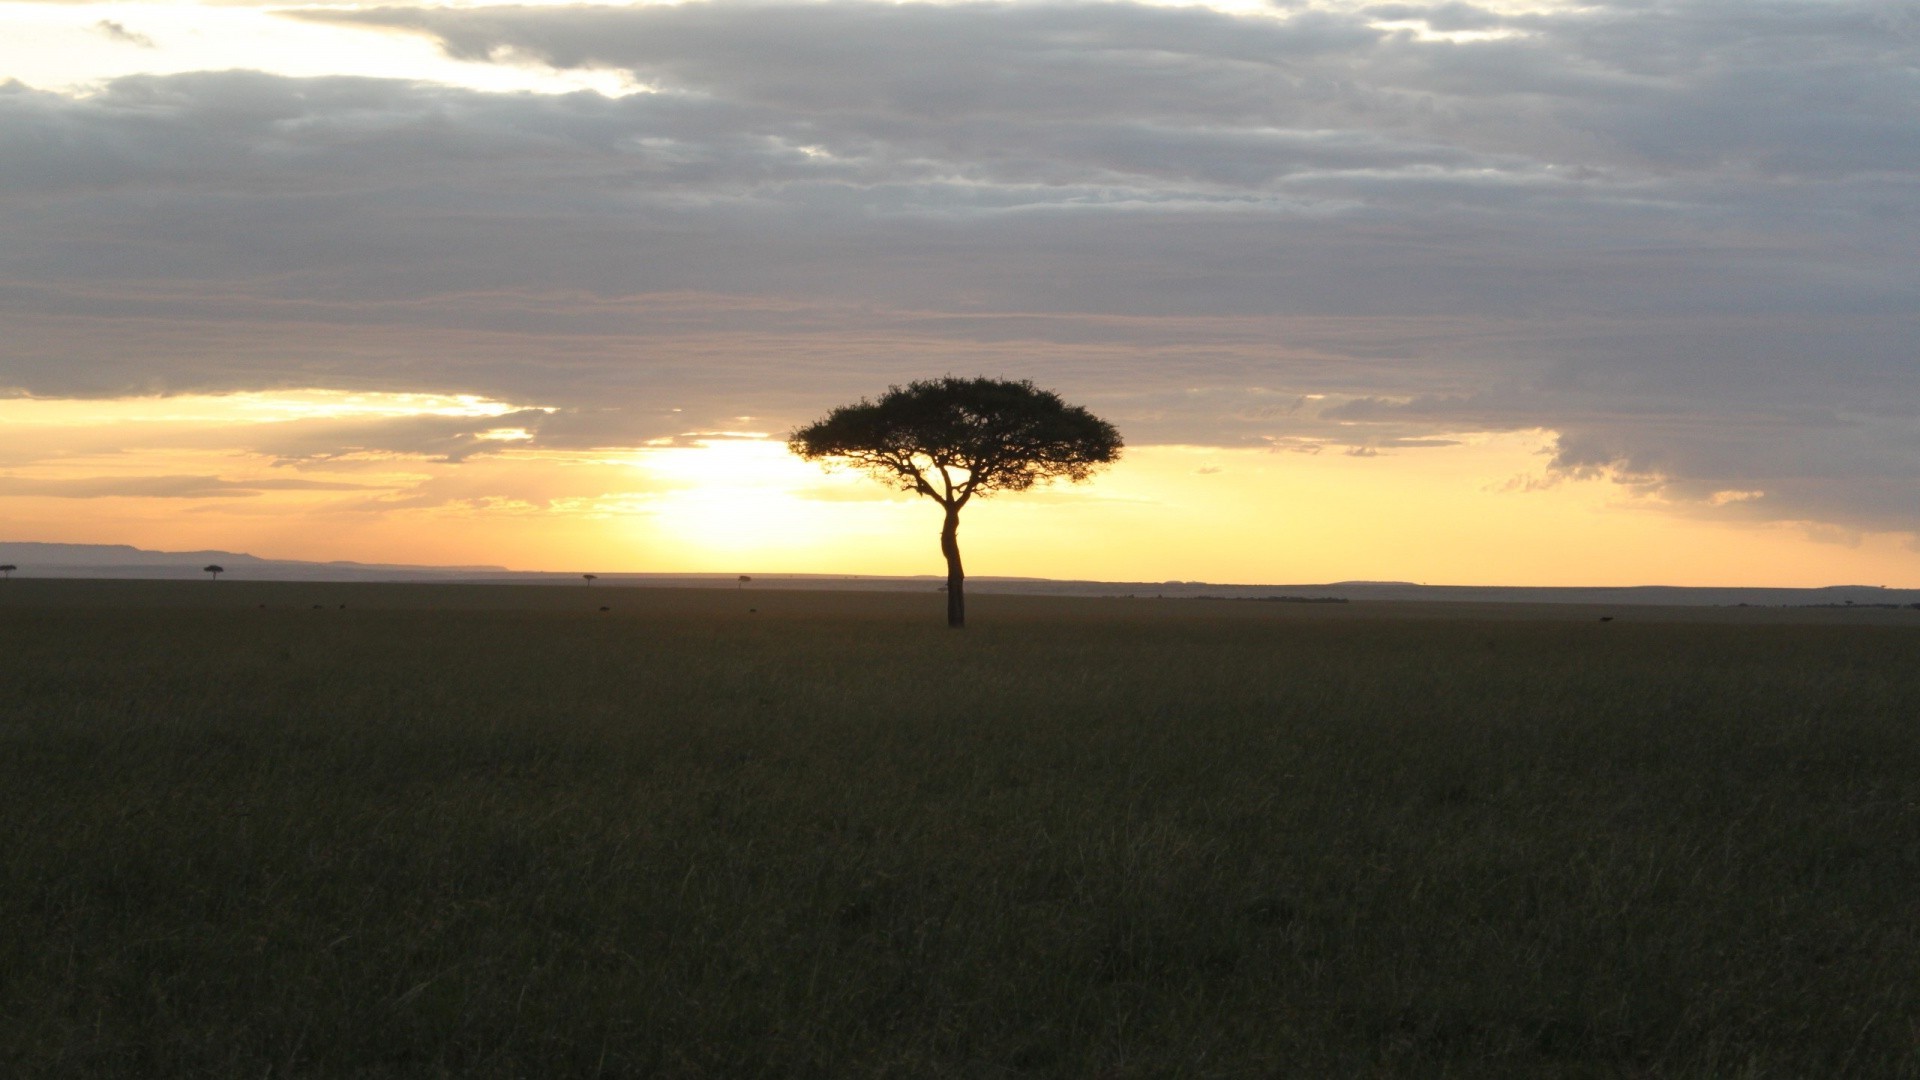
xmin=249 ymin=409 xmax=559 ymax=463
xmin=0 ymin=475 xmax=371 ymax=499
xmin=0 ymin=1 xmax=1915 ymax=535
xmin=93 ymin=20 xmax=155 ymax=48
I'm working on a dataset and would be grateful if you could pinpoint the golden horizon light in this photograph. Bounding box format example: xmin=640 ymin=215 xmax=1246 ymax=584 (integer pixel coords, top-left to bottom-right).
xmin=2 ymin=392 xmax=1916 ymax=588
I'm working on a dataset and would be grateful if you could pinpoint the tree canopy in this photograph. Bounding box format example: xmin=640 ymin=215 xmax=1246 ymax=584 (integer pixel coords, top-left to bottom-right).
xmin=790 ymin=377 xmax=1121 ymax=627
xmin=788 ymin=377 xmax=1121 ymax=509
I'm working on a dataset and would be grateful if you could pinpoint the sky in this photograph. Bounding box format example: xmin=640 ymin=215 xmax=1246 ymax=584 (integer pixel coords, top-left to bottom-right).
xmin=1 ymin=0 xmax=1917 ymax=585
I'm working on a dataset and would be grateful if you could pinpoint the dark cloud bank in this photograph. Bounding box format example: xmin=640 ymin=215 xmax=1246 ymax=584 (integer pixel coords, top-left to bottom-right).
xmin=0 ymin=0 xmax=1916 ymax=532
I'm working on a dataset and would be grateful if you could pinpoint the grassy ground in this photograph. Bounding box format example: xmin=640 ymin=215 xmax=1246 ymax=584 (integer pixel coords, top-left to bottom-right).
xmin=2 ymin=580 xmax=1917 ymax=1078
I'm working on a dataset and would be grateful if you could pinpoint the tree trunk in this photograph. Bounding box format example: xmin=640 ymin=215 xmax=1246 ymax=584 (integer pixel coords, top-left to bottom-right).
xmin=940 ymin=503 xmax=965 ymax=629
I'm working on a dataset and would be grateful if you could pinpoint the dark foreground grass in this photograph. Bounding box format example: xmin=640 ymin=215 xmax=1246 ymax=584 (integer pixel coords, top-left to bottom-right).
xmin=1 ymin=581 xmax=1917 ymax=1078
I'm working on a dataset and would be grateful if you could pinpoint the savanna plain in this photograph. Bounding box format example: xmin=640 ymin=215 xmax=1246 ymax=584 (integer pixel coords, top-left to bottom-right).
xmin=2 ymin=580 xmax=1917 ymax=1078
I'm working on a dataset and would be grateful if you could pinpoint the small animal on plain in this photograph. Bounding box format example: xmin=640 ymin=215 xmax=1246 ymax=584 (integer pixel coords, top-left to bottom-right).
xmin=599 ymin=606 xmax=611 ymax=612
xmin=1599 ymin=616 xmax=1614 ymax=622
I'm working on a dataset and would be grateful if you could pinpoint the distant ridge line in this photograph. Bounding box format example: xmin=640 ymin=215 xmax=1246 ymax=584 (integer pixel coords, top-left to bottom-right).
xmin=2 ymin=542 xmax=1916 ymax=607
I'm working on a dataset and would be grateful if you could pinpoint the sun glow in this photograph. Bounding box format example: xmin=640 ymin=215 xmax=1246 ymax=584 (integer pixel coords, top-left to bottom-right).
xmin=624 ymin=437 xmax=907 ymax=564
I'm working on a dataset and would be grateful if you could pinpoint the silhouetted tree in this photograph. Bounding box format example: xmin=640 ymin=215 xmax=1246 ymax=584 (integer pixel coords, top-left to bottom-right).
xmin=0 ymin=564 xmax=14 ymax=581
xmin=583 ymin=574 xmax=598 ymax=585
xmin=791 ymin=377 xmax=1121 ymax=628
xmin=203 ymin=564 xmax=223 ymax=581
xmin=738 ymin=575 xmax=752 ymax=589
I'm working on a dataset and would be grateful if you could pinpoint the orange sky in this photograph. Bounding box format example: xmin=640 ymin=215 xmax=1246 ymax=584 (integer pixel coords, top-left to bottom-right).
xmin=2 ymin=392 xmax=1915 ymax=587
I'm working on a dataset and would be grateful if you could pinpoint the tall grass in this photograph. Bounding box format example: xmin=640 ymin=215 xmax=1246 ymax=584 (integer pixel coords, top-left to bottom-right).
xmin=2 ymin=582 xmax=1916 ymax=1077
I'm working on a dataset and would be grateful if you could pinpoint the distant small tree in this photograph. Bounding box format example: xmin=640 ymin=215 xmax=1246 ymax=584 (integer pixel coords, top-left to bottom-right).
xmin=0 ymin=564 xmax=14 ymax=581
xmin=204 ymin=564 xmax=223 ymax=581
xmin=738 ymin=575 xmax=752 ymax=590
xmin=791 ymin=377 xmax=1121 ymax=628
xmin=583 ymin=574 xmax=598 ymax=586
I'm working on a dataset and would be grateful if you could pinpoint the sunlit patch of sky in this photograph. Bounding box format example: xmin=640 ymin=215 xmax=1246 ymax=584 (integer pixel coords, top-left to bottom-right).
xmin=0 ymin=2 xmax=641 ymax=96
xmin=1367 ymin=19 xmax=1517 ymax=43
xmin=0 ymin=390 xmax=541 ymax=427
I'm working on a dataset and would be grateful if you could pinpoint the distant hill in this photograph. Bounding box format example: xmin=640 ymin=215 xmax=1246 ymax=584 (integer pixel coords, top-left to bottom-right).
xmin=0 ymin=542 xmax=508 ymax=581
xmin=2 ymin=542 xmax=1916 ymax=607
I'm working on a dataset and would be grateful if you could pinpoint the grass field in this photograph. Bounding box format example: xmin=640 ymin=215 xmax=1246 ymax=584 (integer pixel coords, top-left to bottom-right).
xmin=2 ymin=580 xmax=1917 ymax=1078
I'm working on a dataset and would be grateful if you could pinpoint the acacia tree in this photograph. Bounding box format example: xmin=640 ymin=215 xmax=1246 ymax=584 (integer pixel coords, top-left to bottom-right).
xmin=203 ymin=564 xmax=223 ymax=581
xmin=0 ymin=564 xmax=14 ymax=580
xmin=790 ymin=377 xmax=1121 ymax=628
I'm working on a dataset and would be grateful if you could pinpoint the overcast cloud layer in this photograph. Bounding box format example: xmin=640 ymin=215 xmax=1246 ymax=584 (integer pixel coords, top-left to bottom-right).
xmin=1 ymin=0 xmax=1917 ymax=533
